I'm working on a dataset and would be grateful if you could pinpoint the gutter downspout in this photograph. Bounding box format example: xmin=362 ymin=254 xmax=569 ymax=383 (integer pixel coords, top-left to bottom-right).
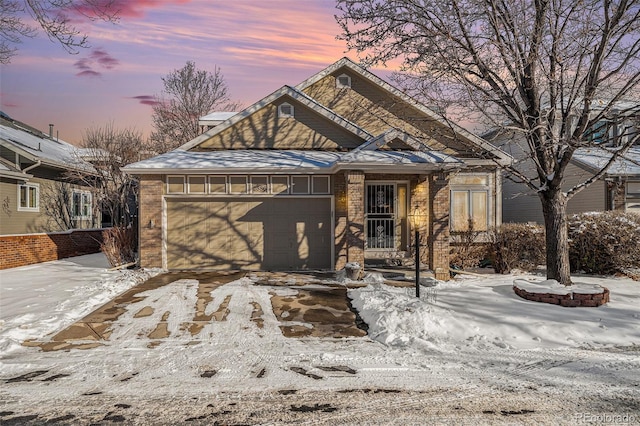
xmin=22 ymin=159 xmax=42 ymax=173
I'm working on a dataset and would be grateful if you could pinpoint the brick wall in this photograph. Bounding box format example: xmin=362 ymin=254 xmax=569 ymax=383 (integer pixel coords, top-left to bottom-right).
xmin=0 ymin=229 xmax=104 ymax=270
xmin=138 ymin=175 xmax=164 ymax=268
xmin=429 ymin=173 xmax=451 ymax=281
xmin=334 ymin=172 xmax=348 ymax=269
xmin=345 ymin=170 xmax=365 ymax=268
xmin=410 ymin=175 xmax=430 ymax=266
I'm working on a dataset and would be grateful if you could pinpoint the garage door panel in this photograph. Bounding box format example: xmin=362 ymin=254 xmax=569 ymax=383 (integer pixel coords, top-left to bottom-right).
xmin=166 ymin=198 xmax=331 ymax=270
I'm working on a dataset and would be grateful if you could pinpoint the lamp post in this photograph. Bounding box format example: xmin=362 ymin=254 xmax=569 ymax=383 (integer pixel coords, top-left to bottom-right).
xmin=408 ymin=209 xmax=423 ymax=298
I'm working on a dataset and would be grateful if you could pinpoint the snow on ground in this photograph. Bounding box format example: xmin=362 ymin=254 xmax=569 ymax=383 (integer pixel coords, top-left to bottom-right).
xmin=0 ymin=258 xmax=639 ymax=424
xmin=0 ymin=254 xmax=160 ymax=356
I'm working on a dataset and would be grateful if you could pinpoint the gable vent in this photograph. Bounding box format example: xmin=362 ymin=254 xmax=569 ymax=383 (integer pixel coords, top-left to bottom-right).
xmin=336 ymin=74 xmax=352 ymax=89
xmin=278 ymin=103 xmax=294 ymax=118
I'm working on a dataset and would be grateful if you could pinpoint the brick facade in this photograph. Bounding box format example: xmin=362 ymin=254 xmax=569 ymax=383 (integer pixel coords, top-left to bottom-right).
xmin=138 ymin=175 xmax=164 ymax=268
xmin=429 ymin=173 xmax=451 ymax=281
xmin=345 ymin=170 xmax=365 ymax=268
xmin=0 ymin=229 xmax=104 ymax=270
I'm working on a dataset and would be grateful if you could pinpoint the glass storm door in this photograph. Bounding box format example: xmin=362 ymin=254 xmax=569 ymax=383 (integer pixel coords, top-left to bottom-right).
xmin=366 ymin=184 xmax=396 ymax=249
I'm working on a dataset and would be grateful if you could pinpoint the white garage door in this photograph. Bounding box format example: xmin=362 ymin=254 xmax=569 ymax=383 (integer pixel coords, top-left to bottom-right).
xmin=166 ymin=198 xmax=332 ymax=270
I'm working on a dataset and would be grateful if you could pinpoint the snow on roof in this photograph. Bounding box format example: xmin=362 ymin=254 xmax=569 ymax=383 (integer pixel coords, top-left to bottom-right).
xmin=123 ymin=149 xmax=463 ymax=174
xmin=0 ymin=120 xmax=94 ymax=172
xmin=572 ymin=147 xmax=640 ymax=176
xmin=199 ymin=112 xmax=238 ymax=122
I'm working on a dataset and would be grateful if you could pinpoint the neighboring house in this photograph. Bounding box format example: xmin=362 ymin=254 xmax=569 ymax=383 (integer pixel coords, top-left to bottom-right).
xmin=124 ymin=58 xmax=510 ymax=280
xmin=493 ymin=105 xmax=640 ymax=224
xmin=0 ymin=114 xmax=100 ymax=234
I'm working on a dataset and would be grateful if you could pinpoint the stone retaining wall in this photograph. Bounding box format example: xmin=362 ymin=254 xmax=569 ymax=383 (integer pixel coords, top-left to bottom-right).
xmin=513 ymin=286 xmax=610 ymax=307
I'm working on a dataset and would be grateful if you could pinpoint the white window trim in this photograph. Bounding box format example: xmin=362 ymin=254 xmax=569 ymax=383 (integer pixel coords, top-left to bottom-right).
xmin=278 ymin=102 xmax=294 ymax=118
xmin=250 ymin=176 xmax=270 ymax=194
xmin=311 ymin=175 xmax=330 ymax=194
xmin=291 ymin=175 xmax=310 ymax=194
xmin=208 ymin=175 xmax=228 ymax=194
xmin=270 ymin=176 xmax=290 ymax=194
xmin=450 ymin=189 xmax=489 ymax=231
xmin=72 ymin=190 xmax=93 ymax=220
xmin=17 ymin=182 xmax=39 ymax=212
xmin=229 ymin=175 xmax=249 ymax=194
xmin=336 ymin=73 xmax=352 ymax=89
xmin=166 ymin=175 xmax=186 ymax=194
xmin=187 ymin=176 xmax=207 ymax=194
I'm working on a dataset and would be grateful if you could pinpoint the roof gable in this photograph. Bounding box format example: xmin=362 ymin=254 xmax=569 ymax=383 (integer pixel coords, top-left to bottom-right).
xmin=297 ymin=58 xmax=511 ymax=163
xmin=180 ymin=86 xmax=372 ymax=152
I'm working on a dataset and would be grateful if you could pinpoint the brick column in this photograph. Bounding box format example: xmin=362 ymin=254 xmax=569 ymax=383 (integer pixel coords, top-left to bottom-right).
xmin=139 ymin=175 xmax=164 ymax=268
xmin=346 ymin=170 xmax=365 ymax=268
xmin=429 ymin=173 xmax=450 ymax=281
xmin=410 ymin=176 xmax=430 ymax=266
xmin=334 ymin=172 xmax=348 ymax=270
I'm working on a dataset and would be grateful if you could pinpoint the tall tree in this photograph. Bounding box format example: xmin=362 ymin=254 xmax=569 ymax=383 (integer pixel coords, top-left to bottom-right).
xmin=0 ymin=0 xmax=118 ymax=64
xmin=337 ymin=0 xmax=640 ymax=284
xmin=150 ymin=61 xmax=238 ymax=152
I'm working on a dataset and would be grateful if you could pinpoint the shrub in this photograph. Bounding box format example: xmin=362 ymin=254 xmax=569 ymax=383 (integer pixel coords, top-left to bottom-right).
xmin=568 ymin=211 xmax=640 ymax=275
xmin=489 ymin=223 xmax=546 ymax=274
xmin=101 ymin=226 xmax=137 ymax=267
xmin=450 ymin=219 xmax=490 ymax=270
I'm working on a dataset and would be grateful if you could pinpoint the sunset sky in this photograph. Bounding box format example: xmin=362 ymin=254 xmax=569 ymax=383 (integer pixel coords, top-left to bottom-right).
xmin=0 ymin=0 xmax=392 ymax=145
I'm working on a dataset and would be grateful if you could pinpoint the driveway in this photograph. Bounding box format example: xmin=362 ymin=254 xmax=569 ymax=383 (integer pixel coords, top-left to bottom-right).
xmin=23 ymin=271 xmax=367 ymax=352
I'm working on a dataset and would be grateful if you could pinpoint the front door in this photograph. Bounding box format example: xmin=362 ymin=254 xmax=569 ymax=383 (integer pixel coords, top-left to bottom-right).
xmin=365 ymin=183 xmax=396 ymax=249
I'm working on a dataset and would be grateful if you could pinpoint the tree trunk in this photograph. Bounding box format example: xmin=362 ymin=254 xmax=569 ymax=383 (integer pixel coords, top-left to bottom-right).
xmin=541 ymin=190 xmax=572 ymax=285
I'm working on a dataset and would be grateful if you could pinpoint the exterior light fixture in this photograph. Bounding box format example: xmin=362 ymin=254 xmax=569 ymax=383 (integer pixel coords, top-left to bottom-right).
xmin=408 ymin=207 xmax=425 ymax=298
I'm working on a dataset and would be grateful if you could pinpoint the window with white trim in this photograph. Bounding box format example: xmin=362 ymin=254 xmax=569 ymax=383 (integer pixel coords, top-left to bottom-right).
xmin=72 ymin=190 xmax=92 ymax=220
xmin=188 ymin=176 xmax=207 ymax=194
xmin=451 ymin=190 xmax=488 ymax=231
xmin=167 ymin=176 xmax=185 ymax=194
xmin=18 ymin=183 xmax=39 ymax=211
xmin=278 ymin=102 xmax=294 ymax=118
xmin=336 ymin=73 xmax=351 ymax=89
xmin=291 ymin=176 xmax=310 ymax=194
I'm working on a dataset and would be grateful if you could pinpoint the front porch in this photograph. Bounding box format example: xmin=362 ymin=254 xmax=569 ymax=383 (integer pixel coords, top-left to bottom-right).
xmin=334 ymin=170 xmax=451 ymax=281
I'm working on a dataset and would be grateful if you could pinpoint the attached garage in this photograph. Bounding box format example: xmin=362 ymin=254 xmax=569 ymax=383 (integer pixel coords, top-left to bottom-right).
xmin=166 ymin=197 xmax=332 ymax=270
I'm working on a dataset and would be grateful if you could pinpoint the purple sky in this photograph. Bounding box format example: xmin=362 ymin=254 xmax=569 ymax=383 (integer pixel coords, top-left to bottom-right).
xmin=0 ymin=1 xmax=395 ymax=145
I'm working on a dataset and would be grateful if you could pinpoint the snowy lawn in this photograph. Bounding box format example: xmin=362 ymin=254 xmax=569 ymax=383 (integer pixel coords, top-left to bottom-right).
xmin=0 ymin=257 xmax=639 ymax=425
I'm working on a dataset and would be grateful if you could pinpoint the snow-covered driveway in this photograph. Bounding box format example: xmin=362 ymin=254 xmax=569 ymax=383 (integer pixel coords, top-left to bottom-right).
xmin=1 ymin=255 xmax=639 ymax=424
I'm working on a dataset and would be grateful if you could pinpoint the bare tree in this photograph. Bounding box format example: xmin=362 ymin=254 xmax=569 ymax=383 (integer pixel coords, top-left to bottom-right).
xmin=337 ymin=0 xmax=640 ymax=284
xmin=0 ymin=0 xmax=119 ymax=64
xmin=68 ymin=123 xmax=146 ymax=228
xmin=150 ymin=61 xmax=239 ymax=152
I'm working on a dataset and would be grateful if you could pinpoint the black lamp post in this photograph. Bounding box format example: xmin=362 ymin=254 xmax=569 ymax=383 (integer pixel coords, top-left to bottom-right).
xmin=409 ymin=209 xmax=423 ymax=298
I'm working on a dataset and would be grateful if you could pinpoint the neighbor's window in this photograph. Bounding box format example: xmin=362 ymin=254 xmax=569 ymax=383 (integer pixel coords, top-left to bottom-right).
xmin=18 ymin=183 xmax=39 ymax=211
xmin=451 ymin=190 xmax=488 ymax=231
xmin=278 ymin=102 xmax=294 ymax=118
xmin=587 ymin=120 xmax=611 ymax=144
xmin=72 ymin=190 xmax=92 ymax=220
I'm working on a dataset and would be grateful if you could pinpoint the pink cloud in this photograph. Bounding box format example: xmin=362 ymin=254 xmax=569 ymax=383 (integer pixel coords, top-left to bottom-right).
xmin=74 ymin=48 xmax=119 ymax=77
xmin=76 ymin=70 xmax=101 ymax=78
xmin=130 ymin=95 xmax=162 ymax=107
